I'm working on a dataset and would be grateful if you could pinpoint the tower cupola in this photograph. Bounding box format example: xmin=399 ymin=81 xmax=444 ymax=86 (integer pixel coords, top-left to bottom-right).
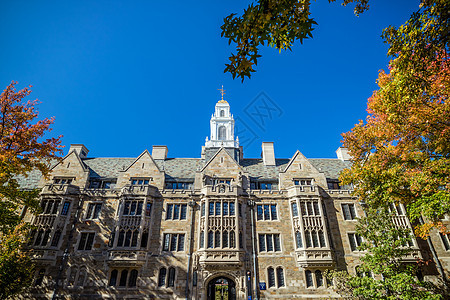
xmin=205 ymin=86 xmax=239 ymax=149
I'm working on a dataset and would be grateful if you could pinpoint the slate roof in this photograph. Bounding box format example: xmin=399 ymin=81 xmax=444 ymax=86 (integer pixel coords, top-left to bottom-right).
xmin=154 ymin=158 xmax=203 ymax=180
xmin=14 ymin=169 xmax=43 ymax=190
xmin=241 ymin=159 xmax=290 ymax=179
xmin=15 ymin=155 xmax=351 ymax=189
xmin=309 ymin=159 xmax=352 ymax=179
xmin=82 ymin=157 xmax=135 ymax=178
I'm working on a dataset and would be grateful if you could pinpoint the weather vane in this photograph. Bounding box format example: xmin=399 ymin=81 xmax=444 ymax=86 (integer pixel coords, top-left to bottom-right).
xmin=218 ymin=85 xmax=226 ymax=100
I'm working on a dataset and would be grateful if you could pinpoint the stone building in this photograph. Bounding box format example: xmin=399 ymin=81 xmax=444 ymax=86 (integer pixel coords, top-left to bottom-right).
xmin=21 ymin=99 xmax=448 ymax=299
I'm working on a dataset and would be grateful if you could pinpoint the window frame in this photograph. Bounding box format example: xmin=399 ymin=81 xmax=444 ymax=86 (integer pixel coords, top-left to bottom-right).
xmin=85 ymin=202 xmax=102 ymax=220
xmin=256 ymin=204 xmax=278 ymax=221
xmin=267 ymin=266 xmax=286 ymax=289
xmin=348 ymin=232 xmax=363 ymax=252
xmin=116 ymin=229 xmax=140 ymax=248
xmin=77 ymin=232 xmax=95 ymax=251
xmin=61 ymin=201 xmax=71 ymax=216
xmin=341 ymin=203 xmax=357 ymax=221
xmin=165 ymin=203 xmax=187 ymax=220
xmin=164 ymin=181 xmax=193 ymax=190
xmin=295 ymin=230 xmax=303 ymax=249
xmin=109 ymin=268 xmax=139 ymax=288
xmin=33 ymin=228 xmax=52 ymax=247
xmin=122 ymin=200 xmax=144 ymax=216
xmin=158 ymin=267 xmax=176 ymax=289
xmin=162 ymin=233 xmax=186 ymax=252
xmin=440 ymin=232 xmax=450 ymax=251
xmin=50 ymin=229 xmax=62 ymax=248
xmin=40 ymin=199 xmax=61 ymax=216
xmin=293 ymin=178 xmax=313 ymax=186
xmin=52 ymin=177 xmax=74 ymax=185
xmin=130 ymin=177 xmax=151 ymax=186
xmin=305 ymin=269 xmax=329 ymax=288
xmin=258 ymin=233 xmax=282 ymax=253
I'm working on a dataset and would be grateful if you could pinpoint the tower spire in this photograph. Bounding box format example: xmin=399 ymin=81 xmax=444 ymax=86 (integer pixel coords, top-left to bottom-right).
xmin=218 ymin=85 xmax=226 ymax=101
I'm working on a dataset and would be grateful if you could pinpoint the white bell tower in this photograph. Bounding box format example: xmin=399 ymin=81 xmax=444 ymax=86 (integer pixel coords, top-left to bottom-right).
xmin=205 ymin=86 xmax=239 ymax=149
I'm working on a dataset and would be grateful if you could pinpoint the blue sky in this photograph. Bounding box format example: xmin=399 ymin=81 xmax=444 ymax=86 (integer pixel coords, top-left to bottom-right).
xmin=0 ymin=0 xmax=419 ymax=160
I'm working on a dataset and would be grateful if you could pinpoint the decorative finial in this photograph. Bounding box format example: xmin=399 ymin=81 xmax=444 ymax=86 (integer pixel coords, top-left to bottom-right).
xmin=218 ymin=85 xmax=226 ymax=101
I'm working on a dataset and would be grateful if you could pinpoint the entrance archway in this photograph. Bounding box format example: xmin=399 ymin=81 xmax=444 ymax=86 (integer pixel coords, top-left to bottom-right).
xmin=207 ymin=276 xmax=236 ymax=300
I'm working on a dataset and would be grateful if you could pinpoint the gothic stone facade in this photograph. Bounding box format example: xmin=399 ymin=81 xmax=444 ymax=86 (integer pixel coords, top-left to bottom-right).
xmin=22 ymin=100 xmax=449 ymax=299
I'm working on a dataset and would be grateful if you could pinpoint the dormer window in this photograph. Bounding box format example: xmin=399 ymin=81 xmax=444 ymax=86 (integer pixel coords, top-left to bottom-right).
xmin=327 ymin=180 xmax=340 ymax=190
xmin=89 ymin=179 xmax=116 ymax=189
xmin=165 ymin=181 xmax=193 ymax=190
xmin=212 ymin=178 xmax=231 ymax=186
xmin=250 ymin=181 xmax=277 ymax=190
xmin=294 ymin=179 xmax=312 ymax=186
xmin=131 ymin=178 xmax=150 ymax=185
xmin=53 ymin=177 xmax=74 ymax=184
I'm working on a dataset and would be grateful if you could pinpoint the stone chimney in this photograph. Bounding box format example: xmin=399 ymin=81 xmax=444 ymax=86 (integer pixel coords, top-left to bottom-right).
xmin=69 ymin=144 xmax=89 ymax=158
xmin=152 ymin=145 xmax=168 ymax=160
xmin=336 ymin=147 xmax=352 ymax=161
xmin=262 ymin=142 xmax=275 ymax=166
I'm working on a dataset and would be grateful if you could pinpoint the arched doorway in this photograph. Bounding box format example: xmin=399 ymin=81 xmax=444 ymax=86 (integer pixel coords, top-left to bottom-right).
xmin=207 ymin=276 xmax=236 ymax=300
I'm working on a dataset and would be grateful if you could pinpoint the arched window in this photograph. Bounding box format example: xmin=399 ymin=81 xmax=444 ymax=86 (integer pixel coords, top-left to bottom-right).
xmin=267 ymin=267 xmax=275 ymax=288
xmin=220 ymin=110 xmax=225 ymax=117
xmin=215 ymin=231 xmax=221 ymax=248
xmin=168 ymin=267 xmax=176 ymax=287
xmin=305 ymin=270 xmax=313 ymax=287
xmin=218 ymin=126 xmax=226 ymax=140
xmin=119 ymin=270 xmax=128 ymax=287
xmin=223 ymin=231 xmax=229 ymax=248
xmin=230 ymin=231 xmax=236 ymax=248
xmin=315 ymin=270 xmax=323 ymax=287
xmin=295 ymin=231 xmax=303 ymax=248
xmin=208 ymin=231 xmax=214 ymax=248
xmin=109 ymin=269 xmax=118 ymax=286
xmin=276 ymin=267 xmax=285 ymax=287
xmin=158 ymin=268 xmax=167 ymax=287
xmin=128 ymin=269 xmax=138 ymax=287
